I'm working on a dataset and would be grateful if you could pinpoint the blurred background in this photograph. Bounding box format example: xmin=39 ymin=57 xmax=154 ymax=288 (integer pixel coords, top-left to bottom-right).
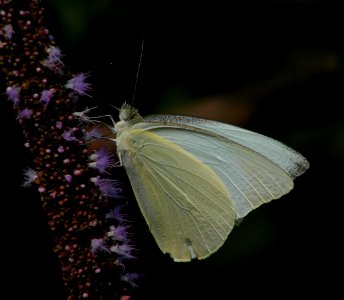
xmin=2 ymin=0 xmax=343 ymax=299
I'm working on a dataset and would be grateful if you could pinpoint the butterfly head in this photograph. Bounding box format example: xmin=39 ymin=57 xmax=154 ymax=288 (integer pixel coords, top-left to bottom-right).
xmin=115 ymin=103 xmax=144 ymax=133
xmin=119 ymin=103 xmax=140 ymax=122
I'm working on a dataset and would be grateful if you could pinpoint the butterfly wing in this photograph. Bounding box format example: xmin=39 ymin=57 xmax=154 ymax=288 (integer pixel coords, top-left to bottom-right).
xmin=143 ymin=114 xmax=309 ymax=179
xmin=133 ymin=116 xmax=309 ymax=219
xmin=117 ymin=129 xmax=235 ymax=261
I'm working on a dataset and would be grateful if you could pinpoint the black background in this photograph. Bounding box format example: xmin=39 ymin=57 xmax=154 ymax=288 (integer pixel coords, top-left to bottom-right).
xmin=1 ymin=0 xmax=342 ymax=299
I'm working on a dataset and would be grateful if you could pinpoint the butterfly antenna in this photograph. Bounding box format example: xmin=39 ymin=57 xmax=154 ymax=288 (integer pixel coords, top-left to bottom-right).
xmin=131 ymin=32 xmax=145 ymax=105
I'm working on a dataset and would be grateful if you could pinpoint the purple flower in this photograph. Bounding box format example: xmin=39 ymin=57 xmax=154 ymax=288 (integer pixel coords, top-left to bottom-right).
xmin=40 ymin=89 xmax=54 ymax=105
xmin=65 ymin=73 xmax=92 ymax=96
xmin=21 ymin=167 xmax=38 ymax=187
xmin=55 ymin=121 xmax=63 ymax=129
xmin=62 ymin=129 xmax=77 ymax=141
xmin=89 ymin=148 xmax=115 ymax=174
xmin=105 ymin=206 xmax=128 ymax=223
xmin=107 ymin=225 xmax=131 ymax=242
xmin=64 ymin=174 xmax=72 ymax=182
xmin=1 ymin=24 xmax=14 ymax=40
xmin=120 ymin=272 xmax=141 ymax=288
xmin=17 ymin=108 xmax=33 ymax=120
xmin=110 ymin=244 xmax=136 ymax=260
xmin=6 ymin=85 xmax=21 ymax=106
xmin=90 ymin=238 xmax=109 ymax=255
xmin=91 ymin=177 xmax=121 ymax=198
xmin=2 ymin=1 xmax=140 ymax=298
xmin=47 ymin=46 xmax=62 ymax=61
xmin=42 ymin=46 xmax=63 ymax=70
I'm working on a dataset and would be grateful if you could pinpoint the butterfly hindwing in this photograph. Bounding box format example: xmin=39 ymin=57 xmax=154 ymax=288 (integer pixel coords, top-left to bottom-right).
xmin=116 ymin=128 xmax=236 ymax=261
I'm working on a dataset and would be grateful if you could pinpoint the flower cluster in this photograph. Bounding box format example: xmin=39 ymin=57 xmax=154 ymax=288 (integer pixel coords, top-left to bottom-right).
xmin=1 ymin=1 xmax=139 ymax=299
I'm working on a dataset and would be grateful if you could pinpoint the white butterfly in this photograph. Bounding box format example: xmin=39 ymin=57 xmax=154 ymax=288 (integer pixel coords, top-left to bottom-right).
xmin=111 ymin=103 xmax=309 ymax=262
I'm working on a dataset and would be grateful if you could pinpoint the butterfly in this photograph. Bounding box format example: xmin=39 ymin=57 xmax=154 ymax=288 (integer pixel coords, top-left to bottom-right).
xmin=110 ymin=103 xmax=309 ymax=262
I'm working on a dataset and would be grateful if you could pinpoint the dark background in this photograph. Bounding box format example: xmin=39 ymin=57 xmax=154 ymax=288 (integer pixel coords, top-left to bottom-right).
xmin=2 ymin=0 xmax=342 ymax=299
